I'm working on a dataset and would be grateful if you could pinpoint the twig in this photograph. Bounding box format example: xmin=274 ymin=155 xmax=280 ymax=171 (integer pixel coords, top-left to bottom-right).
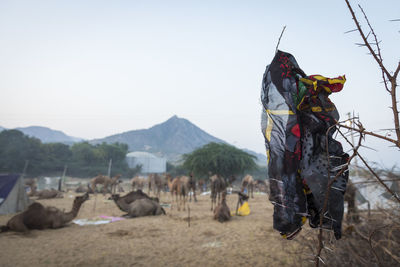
xmin=339 ymin=124 xmax=400 ymax=147
xmin=315 ymin=123 xmax=363 ymax=267
xmin=355 ymin=226 xmax=400 ymax=265
xmin=275 ymin=26 xmax=286 ymax=54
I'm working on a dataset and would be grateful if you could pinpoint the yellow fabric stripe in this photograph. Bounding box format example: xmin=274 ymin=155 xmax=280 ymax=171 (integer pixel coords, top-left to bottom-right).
xmin=265 ymin=113 xmax=273 ymax=142
xmin=266 ymin=149 xmax=270 ymax=163
xmin=311 ymin=106 xmax=322 ymax=112
xmin=266 ymin=109 xmax=295 ymax=115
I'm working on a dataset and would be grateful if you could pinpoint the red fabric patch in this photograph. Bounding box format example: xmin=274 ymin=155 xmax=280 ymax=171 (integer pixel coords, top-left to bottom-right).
xmin=291 ymin=124 xmax=301 ymax=138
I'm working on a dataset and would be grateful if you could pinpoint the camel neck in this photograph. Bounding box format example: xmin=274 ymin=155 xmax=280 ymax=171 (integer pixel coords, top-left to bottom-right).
xmin=62 ymin=200 xmax=83 ymax=223
xmin=113 ymin=198 xmax=129 ymax=212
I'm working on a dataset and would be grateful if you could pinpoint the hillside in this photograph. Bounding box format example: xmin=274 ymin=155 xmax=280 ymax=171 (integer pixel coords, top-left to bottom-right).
xmin=0 ymin=126 xmax=83 ymax=145
xmin=90 ymin=115 xmax=226 ymax=161
xmin=1 ymin=116 xmax=267 ymax=165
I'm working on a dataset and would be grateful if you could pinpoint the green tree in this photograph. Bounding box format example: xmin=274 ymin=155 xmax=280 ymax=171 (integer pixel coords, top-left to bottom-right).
xmin=182 ymin=142 xmax=257 ymax=179
xmin=0 ymin=130 xmax=45 ymax=175
xmin=41 ymin=142 xmax=72 ymax=174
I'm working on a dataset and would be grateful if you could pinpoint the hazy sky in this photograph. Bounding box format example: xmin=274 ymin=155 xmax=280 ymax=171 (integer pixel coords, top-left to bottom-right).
xmin=1 ymin=1 xmax=399 ymax=167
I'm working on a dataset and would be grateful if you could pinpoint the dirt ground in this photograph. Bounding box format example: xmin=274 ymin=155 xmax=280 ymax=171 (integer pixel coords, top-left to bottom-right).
xmin=0 ymin=188 xmax=304 ymax=267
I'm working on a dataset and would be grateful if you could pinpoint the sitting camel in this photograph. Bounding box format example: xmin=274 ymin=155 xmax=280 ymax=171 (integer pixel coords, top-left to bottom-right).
xmin=111 ymin=190 xmax=156 ymax=212
xmin=90 ymin=174 xmax=121 ymax=194
xmin=75 ymin=183 xmax=89 ymax=193
xmin=241 ymin=174 xmax=254 ymax=198
xmin=210 ymin=174 xmax=227 ymax=211
xmin=213 ymin=191 xmax=230 ymax=223
xmin=110 ymin=190 xmax=165 ymax=217
xmin=1 ymin=193 xmax=89 ymax=232
xmin=36 ymin=189 xmax=64 ymax=199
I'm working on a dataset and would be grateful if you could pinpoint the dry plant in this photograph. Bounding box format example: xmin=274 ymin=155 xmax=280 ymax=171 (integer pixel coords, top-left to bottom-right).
xmin=301 ymin=1 xmax=400 ymax=266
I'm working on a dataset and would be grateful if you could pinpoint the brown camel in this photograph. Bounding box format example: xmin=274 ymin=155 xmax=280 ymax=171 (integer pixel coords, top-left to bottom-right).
xmin=210 ymin=174 xmax=227 ymax=211
xmin=253 ymin=179 xmax=268 ymax=193
xmin=213 ymin=191 xmax=230 ymax=223
xmin=75 ymin=183 xmax=89 ymax=193
xmin=188 ymin=172 xmax=197 ymax=202
xmin=1 ymin=193 xmax=89 ymax=233
xmin=198 ymin=178 xmax=206 ymax=192
xmin=168 ymin=175 xmax=188 ymax=211
xmin=241 ymin=174 xmax=254 ymax=198
xmin=111 ymin=190 xmax=155 ymax=212
xmin=148 ymin=173 xmax=163 ymax=199
xmin=24 ymin=178 xmax=37 ymax=196
xmin=110 ymin=190 xmax=165 ymax=217
xmin=131 ymin=176 xmax=145 ymax=191
xmin=90 ymin=174 xmax=121 ymax=194
xmin=36 ymin=189 xmax=64 ymax=199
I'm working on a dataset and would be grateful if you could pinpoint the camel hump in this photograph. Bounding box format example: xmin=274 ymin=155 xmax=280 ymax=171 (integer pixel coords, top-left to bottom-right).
xmin=28 ymin=202 xmax=45 ymax=210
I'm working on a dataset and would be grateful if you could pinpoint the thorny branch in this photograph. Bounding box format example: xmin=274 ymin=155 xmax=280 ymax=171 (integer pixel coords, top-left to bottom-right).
xmin=344 ymin=0 xmax=400 ymax=146
xmin=315 ymin=122 xmax=364 ymax=267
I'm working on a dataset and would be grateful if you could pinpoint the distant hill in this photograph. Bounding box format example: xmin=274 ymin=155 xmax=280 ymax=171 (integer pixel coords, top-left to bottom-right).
xmin=0 ymin=126 xmax=84 ymax=145
xmin=90 ymin=115 xmax=225 ymax=162
xmin=1 ymin=117 xmax=268 ymax=165
xmin=91 ymin=115 xmax=267 ymax=165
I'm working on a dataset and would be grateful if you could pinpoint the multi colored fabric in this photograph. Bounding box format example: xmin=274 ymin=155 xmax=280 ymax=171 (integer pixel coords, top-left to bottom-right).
xmin=261 ymin=50 xmax=349 ymax=240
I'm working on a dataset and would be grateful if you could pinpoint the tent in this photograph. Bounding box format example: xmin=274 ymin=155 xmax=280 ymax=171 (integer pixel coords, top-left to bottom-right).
xmin=0 ymin=174 xmax=31 ymax=214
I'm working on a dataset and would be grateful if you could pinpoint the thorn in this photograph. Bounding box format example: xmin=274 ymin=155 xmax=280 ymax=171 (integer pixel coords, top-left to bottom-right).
xmin=344 ymin=29 xmax=358 ymax=34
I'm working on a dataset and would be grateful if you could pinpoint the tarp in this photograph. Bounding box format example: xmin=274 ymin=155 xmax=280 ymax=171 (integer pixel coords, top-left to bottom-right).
xmin=0 ymin=174 xmax=31 ymax=214
xmin=261 ymin=51 xmax=348 ymax=240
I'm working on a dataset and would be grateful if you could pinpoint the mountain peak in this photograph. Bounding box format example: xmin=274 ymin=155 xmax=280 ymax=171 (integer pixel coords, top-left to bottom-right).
xmin=91 ymin=116 xmax=225 ymax=161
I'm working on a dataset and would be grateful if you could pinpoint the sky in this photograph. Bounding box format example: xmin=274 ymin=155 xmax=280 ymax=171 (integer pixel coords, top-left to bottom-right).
xmin=1 ymin=0 xmax=399 ymax=168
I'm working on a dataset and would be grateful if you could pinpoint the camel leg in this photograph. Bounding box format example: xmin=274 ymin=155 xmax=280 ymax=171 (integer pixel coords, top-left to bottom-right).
xmin=176 ymin=193 xmax=180 ymax=211
xmin=182 ymin=195 xmax=186 ymax=211
xmin=170 ymin=192 xmax=174 ymax=210
xmin=193 ymin=189 xmax=197 ymax=202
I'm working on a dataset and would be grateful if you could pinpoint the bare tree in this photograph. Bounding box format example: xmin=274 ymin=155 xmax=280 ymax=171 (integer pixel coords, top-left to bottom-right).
xmin=311 ymin=1 xmax=400 ymax=266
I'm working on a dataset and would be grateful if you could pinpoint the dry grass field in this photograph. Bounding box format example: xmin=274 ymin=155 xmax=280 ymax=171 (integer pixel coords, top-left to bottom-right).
xmin=0 ymin=188 xmax=305 ymax=267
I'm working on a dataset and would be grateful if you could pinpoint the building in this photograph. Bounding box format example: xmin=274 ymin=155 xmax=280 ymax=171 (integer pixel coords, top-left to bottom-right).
xmin=126 ymin=151 xmax=166 ymax=174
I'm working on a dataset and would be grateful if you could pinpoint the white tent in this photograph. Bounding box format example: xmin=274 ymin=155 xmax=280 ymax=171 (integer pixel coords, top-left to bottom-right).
xmin=0 ymin=174 xmax=31 ymax=214
xmin=126 ymin=151 xmax=166 ymax=174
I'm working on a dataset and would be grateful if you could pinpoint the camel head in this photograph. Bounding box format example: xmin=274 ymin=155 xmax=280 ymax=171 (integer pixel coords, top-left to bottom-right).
xmin=75 ymin=192 xmax=90 ymax=204
xmin=110 ymin=194 xmax=120 ymax=201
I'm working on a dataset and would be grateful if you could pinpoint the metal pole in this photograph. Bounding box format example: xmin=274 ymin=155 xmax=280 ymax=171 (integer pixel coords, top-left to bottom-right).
xmin=107 ymin=159 xmax=112 ymax=177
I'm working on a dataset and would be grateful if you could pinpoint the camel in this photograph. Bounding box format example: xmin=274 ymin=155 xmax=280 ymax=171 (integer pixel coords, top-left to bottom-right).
xmin=241 ymin=174 xmax=254 ymax=198
xmin=75 ymin=183 xmax=89 ymax=193
xmin=167 ymin=175 xmax=188 ymax=211
xmin=210 ymin=174 xmax=227 ymax=211
xmin=90 ymin=174 xmax=121 ymax=194
xmin=24 ymin=178 xmax=37 ymax=196
xmin=28 ymin=186 xmax=63 ymax=199
xmin=213 ymin=191 xmax=230 ymax=223
xmin=116 ymin=180 xmax=125 ymax=193
xmin=148 ymin=173 xmax=163 ymax=199
xmin=198 ymin=179 xmax=206 ymax=192
xmin=110 ymin=191 xmax=165 ymax=217
xmin=253 ymin=179 xmax=268 ymax=193
xmin=0 ymin=193 xmax=89 ymax=233
xmin=111 ymin=190 xmax=155 ymax=212
xmin=36 ymin=189 xmax=64 ymax=199
xmin=188 ymin=173 xmax=197 ymax=202
xmin=131 ymin=176 xmax=145 ymax=191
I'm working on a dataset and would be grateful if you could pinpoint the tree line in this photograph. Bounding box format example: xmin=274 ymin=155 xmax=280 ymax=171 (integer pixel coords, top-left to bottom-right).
xmin=0 ymin=130 xmax=265 ymax=181
xmin=0 ymin=129 xmax=134 ymax=177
